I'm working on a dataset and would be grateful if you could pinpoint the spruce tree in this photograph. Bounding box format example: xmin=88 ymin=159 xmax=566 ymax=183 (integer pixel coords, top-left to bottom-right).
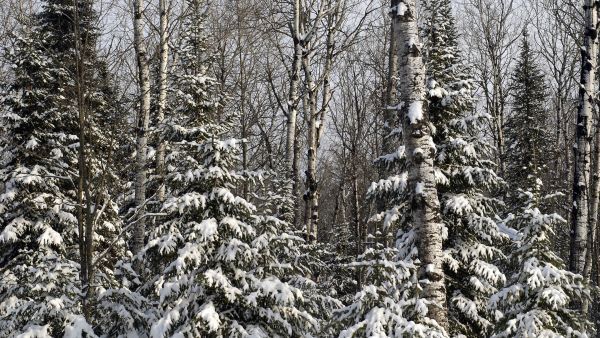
xmin=332 ymin=243 xmax=447 ymax=337
xmin=422 ymin=0 xmax=508 ymax=335
xmin=0 ymin=0 xmax=125 ymax=335
xmin=504 ymin=29 xmax=553 ymax=201
xmin=136 ymin=1 xmax=335 ymax=335
xmin=356 ymin=0 xmax=508 ymax=336
xmin=489 ymin=190 xmax=592 ymax=337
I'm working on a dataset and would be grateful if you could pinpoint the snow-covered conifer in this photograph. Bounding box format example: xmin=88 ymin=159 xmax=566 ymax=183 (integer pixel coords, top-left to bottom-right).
xmin=364 ymin=0 xmax=506 ymax=336
xmin=504 ymin=29 xmax=553 ymax=202
xmin=489 ymin=190 xmax=592 ymax=337
xmin=136 ymin=1 xmax=335 ymax=336
xmin=422 ymin=0 xmax=508 ymax=335
xmin=332 ymin=243 xmax=447 ymax=337
xmin=0 ymin=0 xmax=126 ymax=335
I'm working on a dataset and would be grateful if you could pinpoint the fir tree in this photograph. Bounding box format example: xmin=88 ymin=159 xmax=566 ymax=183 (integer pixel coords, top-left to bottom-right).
xmin=135 ymin=1 xmax=335 ymax=335
xmin=0 ymin=0 xmax=125 ymax=335
xmin=332 ymin=243 xmax=447 ymax=337
xmin=422 ymin=0 xmax=508 ymax=335
xmin=489 ymin=190 xmax=592 ymax=338
xmin=357 ymin=0 xmax=508 ymax=336
xmin=504 ymin=29 xmax=553 ymax=201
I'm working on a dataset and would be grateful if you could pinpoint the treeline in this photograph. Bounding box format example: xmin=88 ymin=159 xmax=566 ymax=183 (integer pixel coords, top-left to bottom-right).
xmin=0 ymin=0 xmax=598 ymax=337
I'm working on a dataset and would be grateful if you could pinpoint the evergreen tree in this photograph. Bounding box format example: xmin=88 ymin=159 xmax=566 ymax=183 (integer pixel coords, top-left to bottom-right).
xmin=489 ymin=190 xmax=592 ymax=337
xmin=504 ymin=29 xmax=553 ymax=201
xmin=332 ymin=243 xmax=447 ymax=337
xmin=134 ymin=1 xmax=335 ymax=335
xmin=424 ymin=0 xmax=507 ymax=335
xmin=0 ymin=0 xmax=125 ymax=335
xmin=329 ymin=1 xmax=507 ymax=336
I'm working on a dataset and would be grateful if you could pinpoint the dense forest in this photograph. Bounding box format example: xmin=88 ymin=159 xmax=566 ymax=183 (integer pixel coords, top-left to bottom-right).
xmin=0 ymin=0 xmax=598 ymax=336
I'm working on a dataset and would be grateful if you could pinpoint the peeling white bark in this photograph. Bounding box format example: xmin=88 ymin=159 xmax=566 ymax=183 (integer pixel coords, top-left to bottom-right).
xmin=132 ymin=0 xmax=151 ymax=260
xmin=156 ymin=0 xmax=169 ymax=204
xmin=392 ymin=0 xmax=448 ymax=330
xmin=570 ymin=0 xmax=597 ymax=276
xmin=286 ymin=0 xmax=302 ymax=226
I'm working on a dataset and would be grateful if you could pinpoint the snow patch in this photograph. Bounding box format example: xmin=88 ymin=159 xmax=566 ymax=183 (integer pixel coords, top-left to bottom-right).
xmin=408 ymin=101 xmax=423 ymax=124
xmin=199 ymin=302 xmax=221 ymax=332
xmin=38 ymin=227 xmax=63 ymax=246
xmin=397 ymin=2 xmax=408 ymax=16
xmin=415 ymin=182 xmax=424 ymax=195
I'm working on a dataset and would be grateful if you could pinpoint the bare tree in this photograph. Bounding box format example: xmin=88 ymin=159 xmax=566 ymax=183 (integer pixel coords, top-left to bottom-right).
xmin=570 ymin=0 xmax=597 ymax=277
xmin=461 ymin=0 xmax=521 ymax=176
xmin=132 ymin=0 xmax=151 ymax=261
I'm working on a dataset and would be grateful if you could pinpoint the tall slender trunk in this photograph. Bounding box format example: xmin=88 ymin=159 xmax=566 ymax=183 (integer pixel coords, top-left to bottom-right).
xmin=293 ymin=120 xmax=302 ymax=227
xmin=583 ymin=127 xmax=600 ymax=315
xmin=303 ymin=42 xmax=319 ymax=242
xmin=72 ymin=0 xmax=95 ymax=319
xmin=570 ymin=0 xmax=597 ymax=276
xmin=352 ymin=170 xmax=360 ymax=255
xmin=585 ymin=129 xmax=600 ymax=278
xmin=155 ymin=0 xmax=169 ymax=204
xmin=302 ymin=6 xmax=337 ymax=242
xmin=132 ymin=0 xmax=151 ymax=262
xmin=382 ymin=19 xmax=398 ymax=158
xmin=286 ymin=0 xmax=302 ymax=226
xmin=392 ymin=0 xmax=448 ymax=330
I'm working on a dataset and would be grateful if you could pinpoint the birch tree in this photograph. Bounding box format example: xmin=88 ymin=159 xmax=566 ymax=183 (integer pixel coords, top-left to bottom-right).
xmin=132 ymin=0 xmax=151 ymax=260
xmin=570 ymin=0 xmax=597 ymax=276
xmin=285 ymin=0 xmax=303 ymax=226
xmin=302 ymin=0 xmax=371 ymax=242
xmin=391 ymin=0 xmax=448 ymax=330
xmin=155 ymin=0 xmax=170 ymax=204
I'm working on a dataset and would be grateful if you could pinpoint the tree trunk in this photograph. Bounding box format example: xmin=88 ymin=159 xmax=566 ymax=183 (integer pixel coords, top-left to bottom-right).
xmin=570 ymin=0 xmax=597 ymax=276
xmin=303 ymin=42 xmax=319 ymax=242
xmin=72 ymin=0 xmax=95 ymax=319
xmin=391 ymin=0 xmax=448 ymax=330
xmin=132 ymin=0 xmax=151 ymax=262
xmin=585 ymin=129 xmax=600 ymax=277
xmin=382 ymin=19 xmax=398 ymax=158
xmin=301 ymin=3 xmax=337 ymax=242
xmin=583 ymin=126 xmax=600 ymax=315
xmin=155 ymin=0 xmax=169 ymax=204
xmin=286 ymin=0 xmax=302 ymax=226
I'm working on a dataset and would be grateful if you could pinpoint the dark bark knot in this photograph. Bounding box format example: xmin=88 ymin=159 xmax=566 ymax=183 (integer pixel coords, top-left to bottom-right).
xmin=407 ymin=41 xmax=420 ymax=57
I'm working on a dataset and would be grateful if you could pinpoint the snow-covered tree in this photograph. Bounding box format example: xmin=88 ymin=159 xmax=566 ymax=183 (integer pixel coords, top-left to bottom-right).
xmin=504 ymin=29 xmax=552 ymax=202
xmin=489 ymin=190 xmax=592 ymax=338
xmin=360 ymin=0 xmax=507 ymax=336
xmin=132 ymin=2 xmax=335 ymax=336
xmin=332 ymin=244 xmax=447 ymax=337
xmin=422 ymin=0 xmax=508 ymax=336
xmin=0 ymin=0 xmax=125 ymax=335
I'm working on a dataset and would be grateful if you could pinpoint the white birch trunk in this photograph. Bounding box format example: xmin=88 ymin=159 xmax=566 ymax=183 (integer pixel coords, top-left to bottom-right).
xmin=132 ymin=0 xmax=151 ymax=259
xmin=302 ymin=42 xmax=319 ymax=242
xmin=155 ymin=0 xmax=169 ymax=203
xmin=570 ymin=0 xmax=597 ymax=275
xmin=392 ymin=0 xmax=448 ymax=330
xmin=383 ymin=19 xmax=398 ymax=157
xmin=286 ymin=0 xmax=302 ymax=226
xmin=302 ymin=1 xmax=338 ymax=242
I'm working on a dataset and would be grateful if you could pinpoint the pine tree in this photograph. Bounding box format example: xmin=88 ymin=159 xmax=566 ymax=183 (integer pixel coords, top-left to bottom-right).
xmin=504 ymin=29 xmax=552 ymax=202
xmin=0 ymin=0 xmax=125 ymax=335
xmin=489 ymin=190 xmax=592 ymax=337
